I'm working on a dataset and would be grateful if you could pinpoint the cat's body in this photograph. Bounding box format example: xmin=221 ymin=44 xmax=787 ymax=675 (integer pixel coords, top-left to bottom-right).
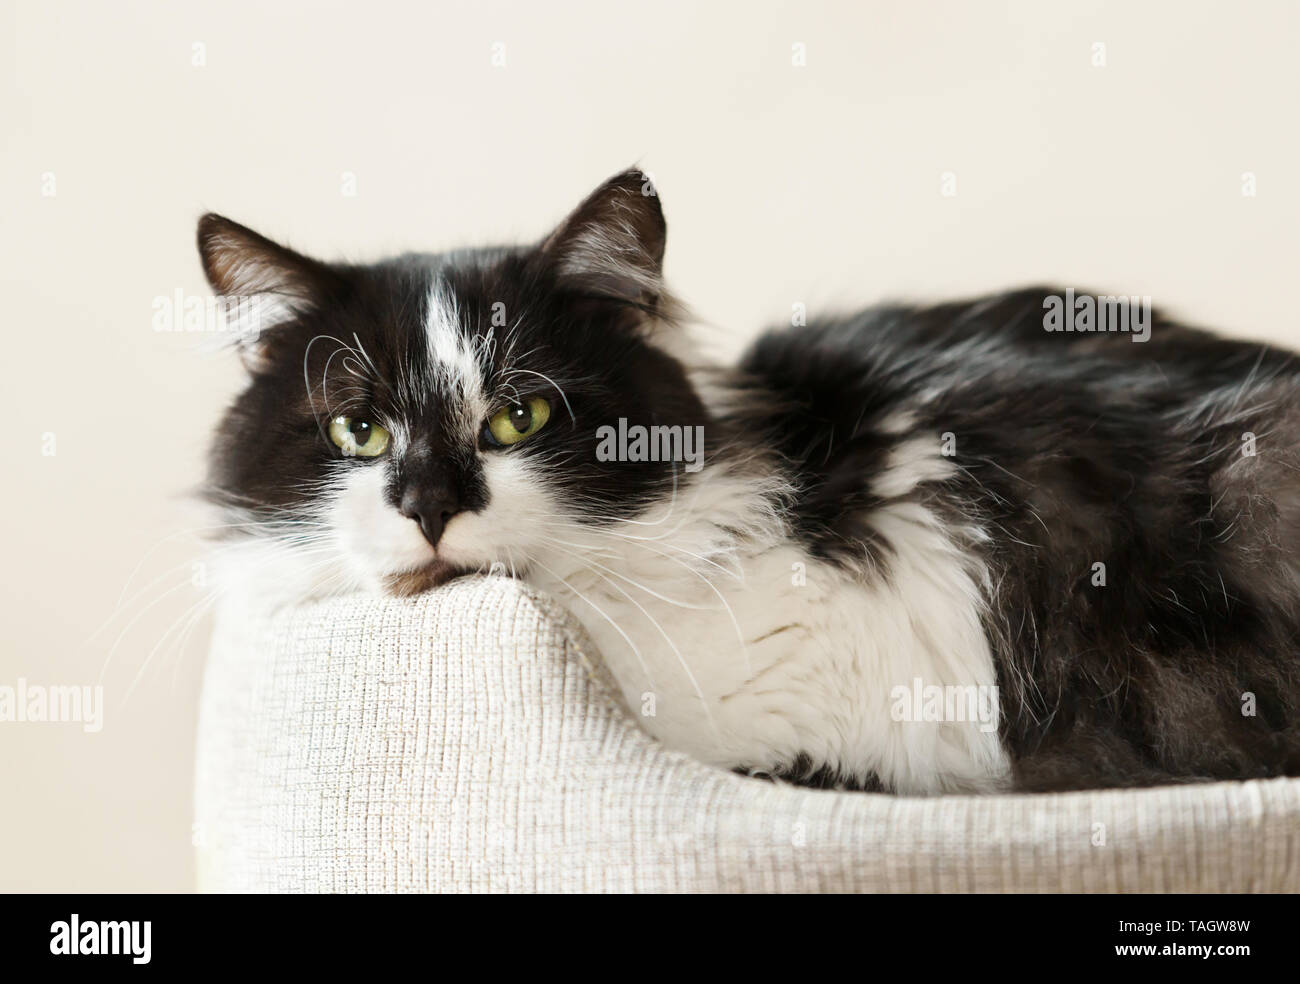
xmin=199 ymin=170 xmax=1300 ymax=793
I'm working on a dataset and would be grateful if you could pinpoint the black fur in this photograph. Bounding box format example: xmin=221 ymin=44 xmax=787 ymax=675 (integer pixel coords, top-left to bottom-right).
xmin=740 ymin=289 xmax=1300 ymax=790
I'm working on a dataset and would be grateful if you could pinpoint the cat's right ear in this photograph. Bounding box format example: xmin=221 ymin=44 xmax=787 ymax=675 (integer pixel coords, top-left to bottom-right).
xmin=197 ymin=214 xmax=336 ymax=370
xmin=538 ymin=169 xmax=668 ymax=313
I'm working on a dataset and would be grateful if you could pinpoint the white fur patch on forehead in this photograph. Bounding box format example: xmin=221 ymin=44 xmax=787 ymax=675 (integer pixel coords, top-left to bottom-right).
xmin=425 ymin=279 xmax=486 ymax=405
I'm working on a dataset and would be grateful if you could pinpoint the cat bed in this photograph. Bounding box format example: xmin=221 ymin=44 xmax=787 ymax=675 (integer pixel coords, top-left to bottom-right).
xmin=194 ymin=575 xmax=1300 ymax=892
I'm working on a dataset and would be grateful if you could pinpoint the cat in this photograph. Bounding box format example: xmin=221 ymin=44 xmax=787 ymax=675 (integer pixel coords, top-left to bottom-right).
xmin=198 ymin=168 xmax=1300 ymax=794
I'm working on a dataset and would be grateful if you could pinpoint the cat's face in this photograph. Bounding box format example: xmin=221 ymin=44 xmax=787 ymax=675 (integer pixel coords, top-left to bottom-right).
xmin=201 ymin=170 xmax=708 ymax=596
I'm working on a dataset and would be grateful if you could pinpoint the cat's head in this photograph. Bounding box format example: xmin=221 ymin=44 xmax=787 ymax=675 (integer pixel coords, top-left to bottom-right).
xmin=200 ymin=169 xmax=709 ymax=597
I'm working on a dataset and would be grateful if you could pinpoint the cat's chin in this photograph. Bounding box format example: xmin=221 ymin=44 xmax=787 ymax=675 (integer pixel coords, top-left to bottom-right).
xmin=381 ymin=558 xmax=470 ymax=597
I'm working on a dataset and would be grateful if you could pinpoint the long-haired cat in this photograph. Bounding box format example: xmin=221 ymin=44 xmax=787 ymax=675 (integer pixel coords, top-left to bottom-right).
xmin=198 ymin=169 xmax=1300 ymax=794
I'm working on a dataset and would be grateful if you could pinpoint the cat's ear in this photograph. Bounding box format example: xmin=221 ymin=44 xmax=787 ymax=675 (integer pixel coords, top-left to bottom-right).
xmin=197 ymin=214 xmax=337 ymax=369
xmin=539 ymin=169 xmax=668 ymax=312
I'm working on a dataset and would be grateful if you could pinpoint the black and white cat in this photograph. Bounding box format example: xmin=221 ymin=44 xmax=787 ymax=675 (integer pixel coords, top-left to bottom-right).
xmin=199 ymin=169 xmax=1300 ymax=794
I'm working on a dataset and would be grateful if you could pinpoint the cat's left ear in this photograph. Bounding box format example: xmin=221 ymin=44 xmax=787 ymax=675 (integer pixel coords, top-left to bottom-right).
xmin=197 ymin=214 xmax=340 ymax=369
xmin=539 ymin=169 xmax=667 ymax=312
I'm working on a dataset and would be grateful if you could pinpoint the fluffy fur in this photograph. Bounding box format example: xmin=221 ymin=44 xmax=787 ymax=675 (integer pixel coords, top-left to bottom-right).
xmin=198 ymin=169 xmax=1300 ymax=793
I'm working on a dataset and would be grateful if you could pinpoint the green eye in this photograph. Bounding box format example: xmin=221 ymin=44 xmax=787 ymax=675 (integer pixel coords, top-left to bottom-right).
xmin=329 ymin=416 xmax=391 ymax=457
xmin=485 ymin=397 xmax=551 ymax=447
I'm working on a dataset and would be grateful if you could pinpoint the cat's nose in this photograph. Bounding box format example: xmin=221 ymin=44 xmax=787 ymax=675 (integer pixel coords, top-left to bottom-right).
xmin=398 ymin=487 xmax=460 ymax=548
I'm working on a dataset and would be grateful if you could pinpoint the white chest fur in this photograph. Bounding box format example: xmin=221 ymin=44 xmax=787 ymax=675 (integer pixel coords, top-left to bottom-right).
xmin=529 ymin=464 xmax=1011 ymax=795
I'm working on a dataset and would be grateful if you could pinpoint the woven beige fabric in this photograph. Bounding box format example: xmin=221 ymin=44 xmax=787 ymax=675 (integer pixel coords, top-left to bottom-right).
xmin=195 ymin=575 xmax=1300 ymax=893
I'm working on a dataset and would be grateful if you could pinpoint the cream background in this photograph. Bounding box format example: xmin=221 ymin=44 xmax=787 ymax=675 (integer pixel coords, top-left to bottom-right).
xmin=2 ymin=0 xmax=1297 ymax=891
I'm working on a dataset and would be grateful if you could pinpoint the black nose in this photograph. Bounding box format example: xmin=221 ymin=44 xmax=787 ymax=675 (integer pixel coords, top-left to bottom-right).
xmin=398 ymin=487 xmax=460 ymax=548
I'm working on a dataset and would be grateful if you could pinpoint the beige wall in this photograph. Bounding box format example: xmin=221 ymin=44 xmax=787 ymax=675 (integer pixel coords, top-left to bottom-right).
xmin=3 ymin=0 xmax=1297 ymax=891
